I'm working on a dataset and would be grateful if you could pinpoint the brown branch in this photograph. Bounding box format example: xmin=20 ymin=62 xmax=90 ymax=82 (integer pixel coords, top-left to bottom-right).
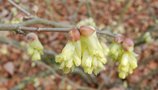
xmin=0 ymin=18 xmax=115 ymax=37
xmin=0 ymin=25 xmax=115 ymax=37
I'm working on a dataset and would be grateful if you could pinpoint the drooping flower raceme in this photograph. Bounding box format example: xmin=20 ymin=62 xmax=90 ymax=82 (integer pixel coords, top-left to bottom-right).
xmin=55 ymin=26 xmax=108 ymax=75
xmin=80 ymin=26 xmax=107 ymax=75
xmin=55 ymin=41 xmax=81 ymax=73
xmin=109 ymin=37 xmax=138 ymax=79
xmin=118 ymin=51 xmax=137 ymax=79
xmin=26 ymin=33 xmax=43 ymax=61
xmin=118 ymin=38 xmax=137 ymax=79
xmin=55 ymin=29 xmax=81 ymax=73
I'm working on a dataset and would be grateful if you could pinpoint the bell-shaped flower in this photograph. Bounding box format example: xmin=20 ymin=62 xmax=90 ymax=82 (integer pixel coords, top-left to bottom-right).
xmin=109 ymin=42 xmax=123 ymax=61
xmin=26 ymin=33 xmax=43 ymax=61
xmin=79 ymin=26 xmax=107 ymax=75
xmin=109 ymin=37 xmax=137 ymax=79
xmin=118 ymin=51 xmax=137 ymax=79
xmin=56 ymin=28 xmax=82 ymax=73
xmin=55 ymin=40 xmax=81 ymax=73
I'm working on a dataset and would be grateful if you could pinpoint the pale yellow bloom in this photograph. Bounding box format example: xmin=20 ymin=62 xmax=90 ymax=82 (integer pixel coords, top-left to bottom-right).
xmin=81 ymin=30 xmax=107 ymax=75
xmin=55 ymin=41 xmax=81 ymax=73
xmin=26 ymin=33 xmax=43 ymax=61
xmin=118 ymin=51 xmax=137 ymax=79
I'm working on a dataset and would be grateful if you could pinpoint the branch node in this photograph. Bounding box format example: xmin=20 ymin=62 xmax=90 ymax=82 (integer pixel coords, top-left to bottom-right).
xmin=17 ymin=27 xmax=25 ymax=34
xmin=37 ymin=27 xmax=41 ymax=32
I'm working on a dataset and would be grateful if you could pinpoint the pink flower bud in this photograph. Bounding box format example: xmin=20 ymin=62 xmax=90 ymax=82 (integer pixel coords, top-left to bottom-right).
xmin=79 ymin=26 xmax=95 ymax=37
xmin=26 ymin=33 xmax=38 ymax=42
xmin=69 ymin=28 xmax=80 ymax=41
xmin=122 ymin=38 xmax=134 ymax=51
xmin=114 ymin=34 xmax=124 ymax=43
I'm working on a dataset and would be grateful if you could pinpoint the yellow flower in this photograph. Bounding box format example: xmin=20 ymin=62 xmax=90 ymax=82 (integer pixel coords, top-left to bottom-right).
xmin=55 ymin=41 xmax=81 ymax=73
xmin=32 ymin=50 xmax=41 ymax=61
xmin=109 ymin=42 xmax=123 ymax=61
xmin=101 ymin=42 xmax=109 ymax=56
xmin=80 ymin=27 xmax=107 ymax=75
xmin=26 ymin=33 xmax=43 ymax=61
xmin=118 ymin=51 xmax=137 ymax=79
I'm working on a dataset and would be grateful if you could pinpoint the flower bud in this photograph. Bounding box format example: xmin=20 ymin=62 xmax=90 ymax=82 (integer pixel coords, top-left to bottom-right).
xmin=79 ymin=26 xmax=95 ymax=37
xmin=69 ymin=28 xmax=80 ymax=41
xmin=109 ymin=43 xmax=122 ymax=61
xmin=26 ymin=33 xmax=38 ymax=42
xmin=114 ymin=34 xmax=124 ymax=43
xmin=122 ymin=38 xmax=134 ymax=51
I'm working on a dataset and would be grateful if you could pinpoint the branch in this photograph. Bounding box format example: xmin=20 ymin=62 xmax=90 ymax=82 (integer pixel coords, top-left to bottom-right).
xmin=0 ymin=25 xmax=72 ymax=32
xmin=0 ymin=18 xmax=115 ymax=37
xmin=0 ymin=17 xmax=74 ymax=32
xmin=8 ymin=0 xmax=32 ymax=16
xmin=1 ymin=17 xmax=73 ymax=28
xmin=0 ymin=25 xmax=115 ymax=36
xmin=19 ymin=18 xmax=74 ymax=27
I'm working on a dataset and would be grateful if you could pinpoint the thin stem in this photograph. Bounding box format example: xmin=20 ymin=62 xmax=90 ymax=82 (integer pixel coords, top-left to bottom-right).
xmin=8 ymin=0 xmax=32 ymax=16
xmin=0 ymin=17 xmax=115 ymax=37
xmin=0 ymin=24 xmax=115 ymax=37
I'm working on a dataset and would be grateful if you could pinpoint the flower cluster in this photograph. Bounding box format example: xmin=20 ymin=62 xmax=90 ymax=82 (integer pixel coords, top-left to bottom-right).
xmin=55 ymin=29 xmax=81 ymax=73
xmin=26 ymin=33 xmax=43 ymax=61
xmin=109 ymin=36 xmax=137 ymax=79
xmin=55 ymin=26 xmax=107 ymax=75
xmin=55 ymin=18 xmax=137 ymax=78
xmin=118 ymin=51 xmax=137 ymax=79
xmin=80 ymin=26 xmax=107 ymax=75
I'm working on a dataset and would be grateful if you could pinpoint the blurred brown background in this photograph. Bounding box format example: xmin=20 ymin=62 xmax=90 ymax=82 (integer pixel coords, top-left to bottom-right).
xmin=0 ymin=0 xmax=158 ymax=90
